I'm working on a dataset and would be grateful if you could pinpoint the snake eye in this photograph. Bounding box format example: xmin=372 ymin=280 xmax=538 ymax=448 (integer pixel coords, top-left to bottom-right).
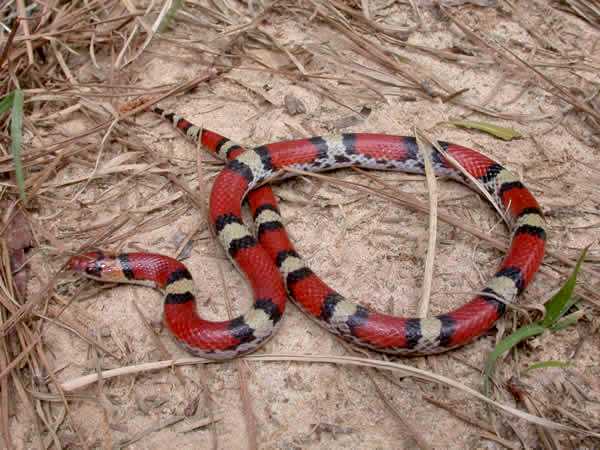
xmin=85 ymin=259 xmax=104 ymax=276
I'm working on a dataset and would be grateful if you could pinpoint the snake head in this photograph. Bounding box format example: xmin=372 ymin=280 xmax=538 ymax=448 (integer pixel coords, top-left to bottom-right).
xmin=67 ymin=251 xmax=122 ymax=281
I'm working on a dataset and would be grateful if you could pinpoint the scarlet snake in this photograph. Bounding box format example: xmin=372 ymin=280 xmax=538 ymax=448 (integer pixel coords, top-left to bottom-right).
xmin=68 ymin=107 xmax=546 ymax=359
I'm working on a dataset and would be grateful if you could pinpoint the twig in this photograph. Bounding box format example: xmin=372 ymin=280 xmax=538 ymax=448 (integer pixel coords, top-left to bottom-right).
xmin=0 ymin=17 xmax=20 ymax=70
xmin=56 ymin=353 xmax=600 ymax=439
xmin=413 ymin=129 xmax=438 ymax=318
xmin=116 ymin=415 xmax=186 ymax=448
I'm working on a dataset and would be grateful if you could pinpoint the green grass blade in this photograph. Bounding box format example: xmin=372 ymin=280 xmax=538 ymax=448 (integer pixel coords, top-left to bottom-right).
xmin=483 ymin=322 xmax=545 ymax=395
xmin=483 ymin=247 xmax=589 ymax=395
xmin=0 ymin=92 xmax=15 ymax=114
xmin=542 ymin=246 xmax=588 ymax=327
xmin=10 ymin=89 xmax=26 ymax=201
xmin=158 ymin=0 xmax=184 ymax=32
xmin=524 ymin=360 xmax=571 ymax=373
xmin=549 ymin=309 xmax=585 ymax=332
xmin=447 ymin=120 xmax=522 ymax=141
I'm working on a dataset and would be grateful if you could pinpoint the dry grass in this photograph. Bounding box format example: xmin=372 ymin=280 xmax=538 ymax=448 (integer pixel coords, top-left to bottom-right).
xmin=1 ymin=1 xmax=599 ymax=449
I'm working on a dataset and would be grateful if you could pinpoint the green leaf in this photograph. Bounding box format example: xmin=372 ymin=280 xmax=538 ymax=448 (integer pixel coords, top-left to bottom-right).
xmin=447 ymin=120 xmax=522 ymax=141
xmin=483 ymin=322 xmax=545 ymax=395
xmin=542 ymin=246 xmax=588 ymax=327
xmin=0 ymin=91 xmax=15 ymax=115
xmin=10 ymin=89 xmax=26 ymax=202
xmin=524 ymin=360 xmax=571 ymax=373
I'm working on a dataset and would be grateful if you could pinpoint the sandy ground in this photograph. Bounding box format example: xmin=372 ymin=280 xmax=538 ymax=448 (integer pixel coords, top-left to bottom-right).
xmin=4 ymin=1 xmax=600 ymax=449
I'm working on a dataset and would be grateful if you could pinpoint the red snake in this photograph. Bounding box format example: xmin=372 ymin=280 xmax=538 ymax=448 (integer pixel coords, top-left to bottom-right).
xmin=68 ymin=108 xmax=546 ymax=359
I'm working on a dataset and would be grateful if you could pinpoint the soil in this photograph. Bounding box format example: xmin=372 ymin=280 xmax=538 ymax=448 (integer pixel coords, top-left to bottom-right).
xmin=4 ymin=1 xmax=600 ymax=449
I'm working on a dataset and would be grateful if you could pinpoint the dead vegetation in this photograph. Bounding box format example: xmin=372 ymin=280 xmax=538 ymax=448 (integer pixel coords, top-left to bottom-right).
xmin=1 ymin=0 xmax=599 ymax=448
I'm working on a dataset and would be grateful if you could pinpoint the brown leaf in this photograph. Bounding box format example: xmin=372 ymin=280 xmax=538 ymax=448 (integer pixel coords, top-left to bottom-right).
xmin=2 ymin=201 xmax=33 ymax=296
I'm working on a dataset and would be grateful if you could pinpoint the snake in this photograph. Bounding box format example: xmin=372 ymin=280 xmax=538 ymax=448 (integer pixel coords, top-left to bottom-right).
xmin=67 ymin=107 xmax=546 ymax=360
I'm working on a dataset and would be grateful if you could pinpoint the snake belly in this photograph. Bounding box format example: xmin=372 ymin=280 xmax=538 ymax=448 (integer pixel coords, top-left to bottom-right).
xmin=68 ymin=109 xmax=546 ymax=358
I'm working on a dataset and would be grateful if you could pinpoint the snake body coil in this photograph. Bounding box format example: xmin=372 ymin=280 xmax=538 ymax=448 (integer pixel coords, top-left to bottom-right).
xmin=68 ymin=108 xmax=546 ymax=359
